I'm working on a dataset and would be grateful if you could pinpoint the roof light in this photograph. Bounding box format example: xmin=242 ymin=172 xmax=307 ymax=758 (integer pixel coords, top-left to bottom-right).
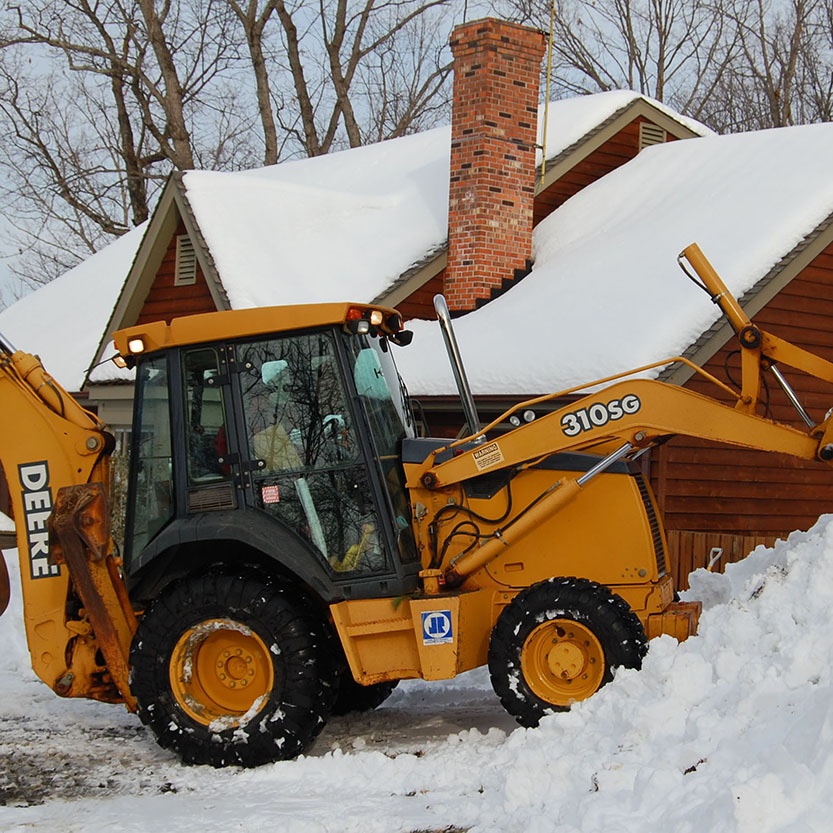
xmin=127 ymin=337 xmax=145 ymax=354
xmin=112 ymin=355 xmax=128 ymax=369
xmin=369 ymin=309 xmax=384 ymax=326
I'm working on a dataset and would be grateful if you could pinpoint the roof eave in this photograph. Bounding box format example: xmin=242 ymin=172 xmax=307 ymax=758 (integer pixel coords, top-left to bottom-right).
xmin=83 ymin=174 xmax=231 ymax=387
xmin=537 ymin=97 xmax=703 ymax=194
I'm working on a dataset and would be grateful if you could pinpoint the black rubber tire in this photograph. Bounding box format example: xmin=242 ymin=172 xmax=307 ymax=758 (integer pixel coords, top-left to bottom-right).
xmin=488 ymin=577 xmax=647 ymax=728
xmin=129 ymin=572 xmax=337 ymax=767
xmin=331 ymin=673 xmax=398 ymax=716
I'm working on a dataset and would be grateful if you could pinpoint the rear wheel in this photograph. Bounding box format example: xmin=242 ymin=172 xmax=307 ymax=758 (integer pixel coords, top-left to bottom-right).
xmin=489 ymin=577 xmax=647 ymax=727
xmin=130 ymin=572 xmax=337 ymax=767
xmin=331 ymin=673 xmax=398 ymax=716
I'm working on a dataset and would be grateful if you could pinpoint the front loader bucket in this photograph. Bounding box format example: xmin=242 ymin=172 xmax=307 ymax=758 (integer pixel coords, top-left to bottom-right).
xmin=0 ymin=551 xmax=10 ymax=617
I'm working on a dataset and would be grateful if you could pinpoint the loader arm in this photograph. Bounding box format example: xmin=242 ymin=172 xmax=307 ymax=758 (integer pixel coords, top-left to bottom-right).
xmin=410 ymin=376 xmax=824 ymax=491
xmin=0 ymin=338 xmax=136 ymax=708
xmin=408 ymin=246 xmax=833 ymax=587
xmin=682 ymin=243 xmax=833 ymax=452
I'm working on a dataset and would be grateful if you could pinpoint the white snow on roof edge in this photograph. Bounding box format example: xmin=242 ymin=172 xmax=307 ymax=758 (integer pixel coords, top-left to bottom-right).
xmin=0 ymin=225 xmax=147 ymax=390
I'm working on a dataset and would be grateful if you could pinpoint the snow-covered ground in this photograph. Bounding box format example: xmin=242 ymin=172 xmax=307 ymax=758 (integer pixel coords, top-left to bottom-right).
xmin=3 ymin=517 xmax=833 ymax=832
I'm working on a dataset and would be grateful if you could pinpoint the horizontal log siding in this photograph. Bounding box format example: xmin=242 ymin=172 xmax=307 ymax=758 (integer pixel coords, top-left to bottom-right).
xmin=135 ymin=225 xmax=216 ymax=325
xmin=668 ymin=530 xmax=781 ymax=589
xmin=654 ymin=241 xmax=833 ymax=585
xmin=534 ymin=118 xmax=675 ymax=226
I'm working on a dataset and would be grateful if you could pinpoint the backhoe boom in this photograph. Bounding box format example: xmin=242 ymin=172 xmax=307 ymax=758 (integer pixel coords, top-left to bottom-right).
xmin=0 ymin=342 xmax=136 ymax=707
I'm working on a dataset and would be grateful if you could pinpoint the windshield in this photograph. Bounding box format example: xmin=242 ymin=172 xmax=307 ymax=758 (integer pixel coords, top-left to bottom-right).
xmin=344 ymin=333 xmax=414 ymax=455
xmin=343 ymin=331 xmax=418 ymax=564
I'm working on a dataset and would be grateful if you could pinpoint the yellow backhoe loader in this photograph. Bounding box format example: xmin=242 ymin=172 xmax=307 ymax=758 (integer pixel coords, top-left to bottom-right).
xmin=2 ymin=245 xmax=833 ymax=767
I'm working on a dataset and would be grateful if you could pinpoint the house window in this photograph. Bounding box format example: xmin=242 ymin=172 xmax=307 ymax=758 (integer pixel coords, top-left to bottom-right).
xmin=174 ymin=235 xmax=197 ymax=286
xmin=638 ymin=122 xmax=667 ymax=151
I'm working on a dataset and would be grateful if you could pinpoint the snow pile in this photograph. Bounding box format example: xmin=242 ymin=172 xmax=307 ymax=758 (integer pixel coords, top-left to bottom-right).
xmin=3 ymin=517 xmax=833 ymax=830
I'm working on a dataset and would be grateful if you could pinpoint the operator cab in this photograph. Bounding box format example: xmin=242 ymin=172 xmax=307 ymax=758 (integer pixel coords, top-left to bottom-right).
xmin=119 ymin=305 xmax=420 ymax=603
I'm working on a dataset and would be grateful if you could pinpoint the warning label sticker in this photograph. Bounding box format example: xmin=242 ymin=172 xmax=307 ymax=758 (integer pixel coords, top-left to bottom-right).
xmin=472 ymin=441 xmax=504 ymax=471
xmin=261 ymin=485 xmax=280 ymax=504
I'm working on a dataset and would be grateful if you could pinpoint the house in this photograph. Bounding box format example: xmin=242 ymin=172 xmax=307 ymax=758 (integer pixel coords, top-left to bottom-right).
xmin=3 ymin=18 xmax=833 ymax=586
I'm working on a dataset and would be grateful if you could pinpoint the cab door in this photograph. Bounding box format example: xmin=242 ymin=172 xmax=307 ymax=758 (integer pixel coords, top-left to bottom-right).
xmin=231 ymin=330 xmax=393 ymax=585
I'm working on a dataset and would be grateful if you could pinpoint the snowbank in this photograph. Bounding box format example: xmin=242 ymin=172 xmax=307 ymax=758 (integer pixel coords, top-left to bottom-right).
xmin=4 ymin=519 xmax=833 ymax=830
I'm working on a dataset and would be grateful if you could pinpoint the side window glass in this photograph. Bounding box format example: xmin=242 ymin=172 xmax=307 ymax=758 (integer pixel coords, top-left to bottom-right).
xmin=238 ymin=333 xmax=388 ymax=577
xmin=239 ymin=334 xmax=358 ymax=472
xmin=183 ymin=348 xmax=230 ymax=484
xmin=128 ymin=357 xmax=173 ymax=556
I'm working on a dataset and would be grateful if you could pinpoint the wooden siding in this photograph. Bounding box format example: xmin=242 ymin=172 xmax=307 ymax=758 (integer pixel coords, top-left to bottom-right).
xmin=135 ymin=224 xmax=216 ymax=325
xmin=667 ymin=530 xmax=780 ymax=589
xmin=653 ymin=241 xmax=833 ymax=583
xmin=396 ymin=271 xmax=446 ymax=320
xmin=534 ymin=117 xmax=677 ymax=226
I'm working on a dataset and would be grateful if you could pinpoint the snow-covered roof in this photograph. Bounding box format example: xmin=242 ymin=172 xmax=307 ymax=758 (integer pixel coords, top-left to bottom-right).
xmin=396 ymin=121 xmax=833 ymax=396
xmin=182 ymin=90 xmax=705 ymax=310
xmin=3 ymin=91 xmax=700 ymax=390
xmin=8 ymin=88 xmax=823 ymax=405
xmin=183 ymin=126 xmax=451 ymax=308
xmin=0 ymin=225 xmax=146 ymax=390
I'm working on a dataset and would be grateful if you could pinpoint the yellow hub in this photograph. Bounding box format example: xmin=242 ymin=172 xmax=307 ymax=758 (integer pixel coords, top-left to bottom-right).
xmin=520 ymin=619 xmax=605 ymax=707
xmin=169 ymin=618 xmax=275 ymax=728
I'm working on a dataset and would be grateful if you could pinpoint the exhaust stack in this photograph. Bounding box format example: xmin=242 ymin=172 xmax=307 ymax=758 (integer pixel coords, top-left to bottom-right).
xmin=433 ymin=294 xmax=482 ymax=440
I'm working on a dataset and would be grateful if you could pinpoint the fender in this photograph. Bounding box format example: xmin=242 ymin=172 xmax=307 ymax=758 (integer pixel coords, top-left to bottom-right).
xmin=126 ymin=509 xmax=340 ymax=604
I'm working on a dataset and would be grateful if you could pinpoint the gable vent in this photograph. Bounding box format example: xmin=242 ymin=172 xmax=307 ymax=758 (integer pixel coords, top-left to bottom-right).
xmin=175 ymin=234 xmax=197 ymax=286
xmin=638 ymin=122 xmax=667 ymax=151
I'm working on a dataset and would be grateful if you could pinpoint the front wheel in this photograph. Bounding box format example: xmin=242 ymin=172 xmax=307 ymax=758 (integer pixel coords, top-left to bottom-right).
xmin=488 ymin=577 xmax=647 ymax=727
xmin=129 ymin=572 xmax=337 ymax=767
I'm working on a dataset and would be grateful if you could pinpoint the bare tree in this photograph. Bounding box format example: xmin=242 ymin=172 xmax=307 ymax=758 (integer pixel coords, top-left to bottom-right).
xmin=0 ymin=0 xmax=456 ymax=291
xmin=500 ymin=0 xmax=737 ymax=117
xmin=265 ymin=0 xmax=454 ymax=157
xmin=703 ymin=0 xmax=819 ymax=131
xmin=226 ymin=0 xmax=282 ymax=164
xmin=802 ymin=0 xmax=833 ymax=122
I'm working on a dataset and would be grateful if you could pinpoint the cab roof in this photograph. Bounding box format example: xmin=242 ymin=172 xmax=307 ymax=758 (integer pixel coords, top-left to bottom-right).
xmin=113 ymin=302 xmax=399 ymax=357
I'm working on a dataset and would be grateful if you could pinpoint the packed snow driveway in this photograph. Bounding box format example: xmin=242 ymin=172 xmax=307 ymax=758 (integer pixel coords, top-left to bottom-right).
xmin=5 ymin=518 xmax=833 ymax=831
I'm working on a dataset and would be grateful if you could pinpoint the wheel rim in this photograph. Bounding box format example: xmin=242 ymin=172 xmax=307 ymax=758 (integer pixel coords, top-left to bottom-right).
xmin=520 ymin=619 xmax=605 ymax=707
xmin=169 ymin=618 xmax=275 ymax=728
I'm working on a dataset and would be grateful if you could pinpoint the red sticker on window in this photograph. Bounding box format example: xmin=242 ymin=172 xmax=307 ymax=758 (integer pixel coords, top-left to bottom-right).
xmin=261 ymin=485 xmax=280 ymax=504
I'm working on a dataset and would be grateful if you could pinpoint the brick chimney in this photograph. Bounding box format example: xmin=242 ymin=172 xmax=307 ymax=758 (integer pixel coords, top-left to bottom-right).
xmin=444 ymin=18 xmax=546 ymax=313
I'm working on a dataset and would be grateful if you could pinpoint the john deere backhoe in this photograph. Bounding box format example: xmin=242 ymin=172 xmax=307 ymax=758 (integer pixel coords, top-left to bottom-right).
xmin=2 ymin=245 xmax=833 ymax=767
